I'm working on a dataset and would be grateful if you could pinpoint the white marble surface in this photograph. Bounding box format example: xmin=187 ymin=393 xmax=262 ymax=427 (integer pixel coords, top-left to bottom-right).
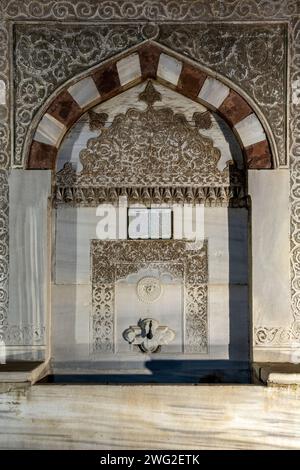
xmin=157 ymin=53 xmax=182 ymax=85
xmin=55 ymin=207 xmax=97 ymax=284
xmin=1 ymin=383 xmax=300 ymax=449
xmin=116 ymin=267 xmax=183 ymax=354
xmin=198 ymin=77 xmax=230 ymax=109
xmin=52 ymin=284 xmax=90 ymax=361
xmin=68 ymin=77 xmax=100 ymax=108
xmin=116 ymin=53 xmax=141 ymax=85
xmin=234 ymin=113 xmax=266 ymax=147
xmin=0 ymin=79 xmax=6 ymax=105
xmin=35 ymin=113 xmax=66 ymax=147
xmin=8 ymin=170 xmax=51 ymax=353
xmin=249 ymin=170 xmax=291 ymax=329
xmin=208 ymin=284 xmax=249 ymax=361
xmin=204 ymin=208 xmax=248 ymax=285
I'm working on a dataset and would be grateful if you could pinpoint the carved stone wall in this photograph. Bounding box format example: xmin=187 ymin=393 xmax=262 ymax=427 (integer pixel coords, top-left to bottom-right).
xmin=13 ymin=23 xmax=145 ymax=166
xmin=158 ymin=24 xmax=287 ymax=166
xmin=0 ymin=0 xmax=299 ymax=355
xmin=91 ymin=240 xmax=208 ymax=355
xmin=13 ymin=23 xmax=286 ymax=168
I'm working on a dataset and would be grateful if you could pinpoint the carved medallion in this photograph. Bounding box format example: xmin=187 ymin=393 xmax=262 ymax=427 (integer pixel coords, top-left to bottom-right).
xmin=136 ymin=277 xmax=163 ymax=303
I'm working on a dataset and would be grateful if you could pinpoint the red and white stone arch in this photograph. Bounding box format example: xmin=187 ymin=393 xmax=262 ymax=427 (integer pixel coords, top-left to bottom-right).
xmin=27 ymin=42 xmax=275 ymax=170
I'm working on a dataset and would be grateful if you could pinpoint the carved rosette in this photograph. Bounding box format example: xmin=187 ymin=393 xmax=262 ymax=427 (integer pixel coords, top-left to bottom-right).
xmin=136 ymin=277 xmax=163 ymax=303
xmin=91 ymin=240 xmax=208 ymax=354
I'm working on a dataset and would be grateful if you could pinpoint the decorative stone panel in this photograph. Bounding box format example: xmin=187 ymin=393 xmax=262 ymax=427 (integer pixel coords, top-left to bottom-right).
xmin=26 ymin=41 xmax=274 ymax=170
xmin=91 ymin=240 xmax=208 ymax=355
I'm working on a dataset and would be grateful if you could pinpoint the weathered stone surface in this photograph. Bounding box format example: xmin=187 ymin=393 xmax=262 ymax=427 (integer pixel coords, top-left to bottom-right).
xmin=245 ymin=141 xmax=272 ymax=169
xmin=68 ymin=77 xmax=100 ymax=108
xmin=219 ymin=90 xmax=252 ymax=126
xmin=1 ymin=384 xmax=300 ymax=449
xmin=47 ymin=91 xmax=82 ymax=126
xmin=92 ymin=62 xmax=121 ymax=99
xmin=178 ymin=63 xmax=207 ymax=97
xmin=27 ymin=141 xmax=56 ymax=170
xmin=139 ymin=43 xmax=161 ymax=79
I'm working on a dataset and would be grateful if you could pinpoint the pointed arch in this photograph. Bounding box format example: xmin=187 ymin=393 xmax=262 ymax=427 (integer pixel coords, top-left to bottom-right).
xmin=25 ymin=41 xmax=276 ymax=170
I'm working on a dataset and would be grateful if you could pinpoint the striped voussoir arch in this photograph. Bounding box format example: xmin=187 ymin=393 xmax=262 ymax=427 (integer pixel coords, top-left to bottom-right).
xmin=27 ymin=42 xmax=273 ymax=170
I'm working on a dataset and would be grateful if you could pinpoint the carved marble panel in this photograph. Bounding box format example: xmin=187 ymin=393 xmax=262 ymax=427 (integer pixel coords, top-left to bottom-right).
xmin=1 ymin=1 xmax=298 ymax=21
xmin=59 ymin=81 xmax=233 ymax=188
xmin=91 ymin=240 xmax=208 ymax=355
xmin=13 ymin=23 xmax=145 ymax=166
xmin=158 ymin=23 xmax=287 ymax=166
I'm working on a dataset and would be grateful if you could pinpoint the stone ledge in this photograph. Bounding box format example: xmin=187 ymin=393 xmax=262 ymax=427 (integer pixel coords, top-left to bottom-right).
xmin=253 ymin=363 xmax=300 ymax=386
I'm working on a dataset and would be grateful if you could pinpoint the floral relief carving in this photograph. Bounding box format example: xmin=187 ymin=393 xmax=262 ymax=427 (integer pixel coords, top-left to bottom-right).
xmin=4 ymin=324 xmax=45 ymax=346
xmin=158 ymin=24 xmax=287 ymax=166
xmin=91 ymin=240 xmax=208 ymax=354
xmin=1 ymin=1 xmax=298 ymax=21
xmin=75 ymin=81 xmax=231 ymax=187
xmin=13 ymin=23 xmax=144 ymax=166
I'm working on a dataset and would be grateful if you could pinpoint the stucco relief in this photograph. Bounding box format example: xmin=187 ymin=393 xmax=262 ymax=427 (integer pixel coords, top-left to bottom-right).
xmin=91 ymin=240 xmax=208 ymax=354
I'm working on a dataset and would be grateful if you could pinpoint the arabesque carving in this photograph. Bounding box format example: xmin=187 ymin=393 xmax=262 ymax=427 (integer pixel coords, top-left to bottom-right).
xmin=91 ymin=240 xmax=208 ymax=354
xmin=66 ymin=81 xmax=232 ymax=188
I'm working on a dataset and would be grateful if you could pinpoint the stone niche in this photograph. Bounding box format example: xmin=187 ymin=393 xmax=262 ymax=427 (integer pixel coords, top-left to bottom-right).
xmin=51 ymin=80 xmax=249 ymax=377
xmin=91 ymin=240 xmax=208 ymax=356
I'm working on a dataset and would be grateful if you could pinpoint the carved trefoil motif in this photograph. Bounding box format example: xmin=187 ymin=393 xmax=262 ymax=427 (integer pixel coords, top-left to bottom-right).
xmin=91 ymin=240 xmax=208 ymax=355
xmin=123 ymin=318 xmax=176 ymax=353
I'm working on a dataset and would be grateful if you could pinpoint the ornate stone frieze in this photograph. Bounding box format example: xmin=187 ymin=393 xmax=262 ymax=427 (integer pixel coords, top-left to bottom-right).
xmin=91 ymin=240 xmax=208 ymax=354
xmin=54 ymin=184 xmax=247 ymax=208
xmin=0 ymin=170 xmax=8 ymax=343
xmin=158 ymin=23 xmax=287 ymax=166
xmin=254 ymin=323 xmax=300 ymax=347
xmin=4 ymin=324 xmax=45 ymax=346
xmin=13 ymin=23 xmax=144 ymax=166
xmin=1 ymin=1 xmax=298 ymax=21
